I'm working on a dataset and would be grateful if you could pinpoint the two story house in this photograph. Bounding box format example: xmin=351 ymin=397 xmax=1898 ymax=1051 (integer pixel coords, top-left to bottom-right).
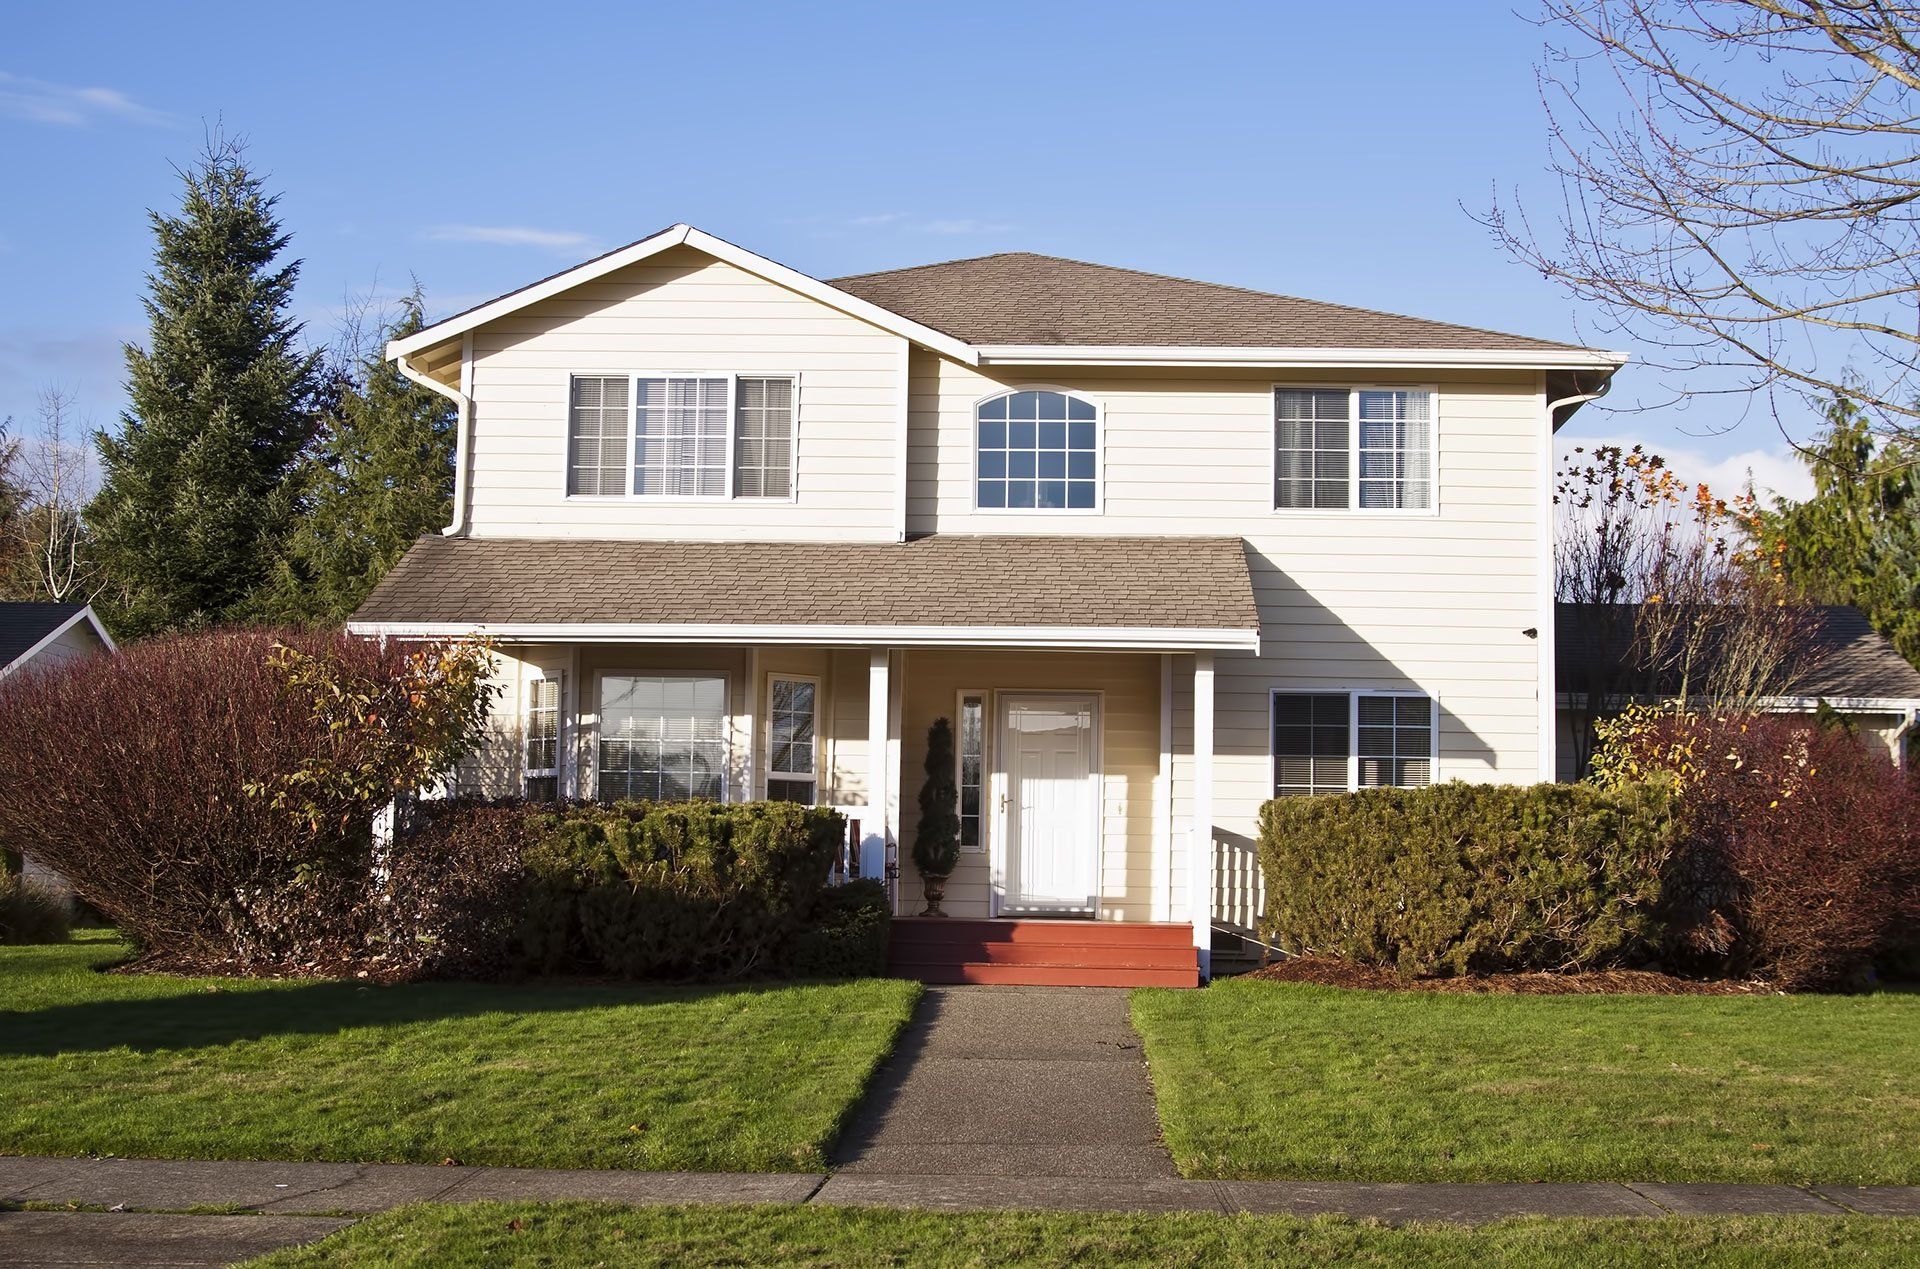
xmin=347 ymin=224 xmax=1625 ymax=985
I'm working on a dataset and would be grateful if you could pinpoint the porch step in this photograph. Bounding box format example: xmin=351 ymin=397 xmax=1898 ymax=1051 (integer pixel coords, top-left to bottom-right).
xmin=896 ymin=962 xmax=1200 ymax=988
xmin=890 ymin=918 xmax=1194 ymax=948
xmin=887 ymin=918 xmax=1200 ymax=988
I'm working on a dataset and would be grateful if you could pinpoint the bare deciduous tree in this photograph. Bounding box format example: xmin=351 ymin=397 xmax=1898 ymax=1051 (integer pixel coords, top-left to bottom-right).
xmin=1557 ymin=443 xmax=1819 ymax=774
xmin=17 ymin=387 xmax=102 ymax=602
xmin=1491 ymin=1 xmax=1920 ymax=441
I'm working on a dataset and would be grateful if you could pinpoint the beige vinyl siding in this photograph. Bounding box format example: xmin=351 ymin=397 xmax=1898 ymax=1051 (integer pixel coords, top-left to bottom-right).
xmin=908 ymin=354 xmax=1553 ymax=916
xmin=462 ymin=245 xmax=903 ymax=541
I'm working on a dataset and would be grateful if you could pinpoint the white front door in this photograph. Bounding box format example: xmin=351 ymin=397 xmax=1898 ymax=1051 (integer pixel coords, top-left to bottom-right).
xmin=1001 ymin=694 xmax=1100 ymax=915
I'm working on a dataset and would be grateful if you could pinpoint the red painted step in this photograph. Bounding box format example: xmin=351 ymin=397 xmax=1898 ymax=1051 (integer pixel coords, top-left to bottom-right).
xmin=887 ymin=918 xmax=1201 ymax=988
xmin=890 ymin=918 xmax=1193 ymax=947
xmin=898 ymin=962 xmax=1199 ymax=988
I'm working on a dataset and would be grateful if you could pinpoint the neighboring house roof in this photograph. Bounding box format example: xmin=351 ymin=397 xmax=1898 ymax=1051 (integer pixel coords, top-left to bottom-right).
xmin=0 ymin=602 xmax=115 ymax=676
xmin=390 ymin=223 xmax=1625 ymax=372
xmin=1556 ymin=602 xmax=1920 ymax=706
xmin=830 ymin=252 xmax=1587 ymax=353
xmin=348 ymin=535 xmax=1260 ymax=652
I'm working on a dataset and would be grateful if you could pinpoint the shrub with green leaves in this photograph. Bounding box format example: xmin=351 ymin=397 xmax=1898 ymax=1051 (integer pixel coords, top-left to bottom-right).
xmin=401 ymin=799 xmax=852 ymax=981
xmin=1257 ymin=779 xmax=1681 ymax=977
xmin=788 ymin=879 xmax=891 ymax=978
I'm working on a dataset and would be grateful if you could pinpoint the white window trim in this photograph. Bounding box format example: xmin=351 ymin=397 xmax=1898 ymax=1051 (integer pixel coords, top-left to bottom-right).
xmin=969 ymin=385 xmax=1105 ymax=516
xmin=1269 ymin=383 xmax=1440 ymax=517
xmin=955 ymin=688 xmax=989 ymax=854
xmin=1268 ymin=687 xmax=1440 ymax=794
xmin=590 ymin=668 xmax=734 ymax=803
xmin=564 ymin=371 xmax=802 ymax=504
xmin=765 ymin=672 xmax=821 ymax=804
xmin=522 ymin=669 xmax=564 ymax=799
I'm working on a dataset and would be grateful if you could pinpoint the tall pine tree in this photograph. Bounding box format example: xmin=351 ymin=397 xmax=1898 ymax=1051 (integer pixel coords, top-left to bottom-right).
xmin=1763 ymin=397 xmax=1920 ymax=667
xmin=260 ymin=291 xmax=456 ymax=623
xmin=88 ymin=136 xmax=323 ymax=635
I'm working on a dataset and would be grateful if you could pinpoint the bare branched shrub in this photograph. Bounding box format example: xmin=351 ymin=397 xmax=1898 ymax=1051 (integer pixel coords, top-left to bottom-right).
xmin=0 ymin=628 xmax=491 ymax=974
xmin=1557 ymin=444 xmax=1820 ymax=773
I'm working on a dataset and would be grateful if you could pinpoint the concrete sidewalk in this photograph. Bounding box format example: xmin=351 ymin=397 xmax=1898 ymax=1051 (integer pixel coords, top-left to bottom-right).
xmin=4 ymin=1154 xmax=1919 ymax=1223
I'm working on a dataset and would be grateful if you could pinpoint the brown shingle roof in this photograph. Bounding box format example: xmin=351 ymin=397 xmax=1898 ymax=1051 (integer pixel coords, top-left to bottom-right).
xmin=352 ymin=535 xmax=1259 ymax=634
xmin=830 ymin=252 xmax=1586 ymax=351
xmin=1557 ymin=602 xmax=1920 ymax=702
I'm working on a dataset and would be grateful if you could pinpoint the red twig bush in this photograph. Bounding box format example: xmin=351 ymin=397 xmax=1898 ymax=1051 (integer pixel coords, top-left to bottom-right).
xmin=1597 ymin=709 xmax=1920 ymax=989
xmin=0 ymin=628 xmax=490 ymax=975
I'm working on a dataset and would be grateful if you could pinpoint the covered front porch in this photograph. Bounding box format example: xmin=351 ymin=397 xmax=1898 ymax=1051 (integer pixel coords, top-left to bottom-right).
xmin=467 ymin=640 xmax=1226 ymax=982
xmin=347 ymin=532 xmax=1261 ymax=982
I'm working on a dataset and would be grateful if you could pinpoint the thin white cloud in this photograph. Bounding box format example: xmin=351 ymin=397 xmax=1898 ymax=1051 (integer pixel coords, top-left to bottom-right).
xmin=424 ymin=224 xmax=594 ymax=251
xmin=0 ymin=72 xmax=173 ymax=127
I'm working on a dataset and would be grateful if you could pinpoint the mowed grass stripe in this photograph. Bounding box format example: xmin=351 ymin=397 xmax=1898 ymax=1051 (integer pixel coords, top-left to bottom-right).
xmin=1 ymin=934 xmax=919 ymax=1172
xmin=1132 ymin=976 xmax=1920 ymax=1183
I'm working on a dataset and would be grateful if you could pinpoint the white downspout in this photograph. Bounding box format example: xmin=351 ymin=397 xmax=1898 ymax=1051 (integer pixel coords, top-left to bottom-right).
xmin=392 ymin=331 xmax=474 ymax=537
xmin=1540 ymin=371 xmax=1615 ymax=782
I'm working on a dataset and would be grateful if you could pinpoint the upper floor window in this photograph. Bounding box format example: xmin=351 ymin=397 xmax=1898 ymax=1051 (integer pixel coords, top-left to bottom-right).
xmin=976 ymin=390 xmax=1098 ymax=511
xmin=569 ymin=374 xmax=794 ymax=500
xmin=1275 ymin=388 xmax=1432 ymax=511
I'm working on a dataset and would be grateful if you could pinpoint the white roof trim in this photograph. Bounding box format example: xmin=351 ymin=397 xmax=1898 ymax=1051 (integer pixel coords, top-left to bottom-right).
xmin=388 ymin=224 xmax=980 ymax=366
xmin=0 ymin=604 xmax=116 ymax=677
xmin=345 ymin=619 xmax=1260 ymax=654
xmin=974 ymin=345 xmax=1631 ymax=370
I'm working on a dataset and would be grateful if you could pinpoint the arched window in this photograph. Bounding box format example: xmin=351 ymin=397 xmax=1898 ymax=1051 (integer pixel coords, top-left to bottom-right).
xmin=975 ymin=389 xmax=1099 ymax=511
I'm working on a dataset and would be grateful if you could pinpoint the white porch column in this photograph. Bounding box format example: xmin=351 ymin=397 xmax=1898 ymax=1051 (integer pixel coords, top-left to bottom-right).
xmin=1190 ymin=652 xmax=1215 ymax=980
xmin=865 ymin=649 xmax=894 ymax=886
xmin=742 ymin=646 xmax=761 ymax=802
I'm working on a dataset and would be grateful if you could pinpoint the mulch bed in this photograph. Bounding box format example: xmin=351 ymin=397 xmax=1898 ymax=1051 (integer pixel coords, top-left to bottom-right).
xmin=1242 ymin=955 xmax=1775 ymax=995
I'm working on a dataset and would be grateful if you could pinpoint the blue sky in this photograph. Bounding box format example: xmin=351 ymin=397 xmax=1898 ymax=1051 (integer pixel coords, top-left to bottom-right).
xmin=1 ymin=0 xmax=1817 ymax=499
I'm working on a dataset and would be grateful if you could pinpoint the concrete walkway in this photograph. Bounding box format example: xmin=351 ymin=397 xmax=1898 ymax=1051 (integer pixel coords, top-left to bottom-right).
xmin=832 ymin=986 xmax=1176 ymax=1180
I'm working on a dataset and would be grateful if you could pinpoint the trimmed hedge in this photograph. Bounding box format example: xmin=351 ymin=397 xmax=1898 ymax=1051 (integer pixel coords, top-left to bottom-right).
xmin=393 ymin=799 xmax=870 ymax=981
xmin=1258 ymin=780 xmax=1681 ymax=977
xmin=789 ymin=879 xmax=891 ymax=978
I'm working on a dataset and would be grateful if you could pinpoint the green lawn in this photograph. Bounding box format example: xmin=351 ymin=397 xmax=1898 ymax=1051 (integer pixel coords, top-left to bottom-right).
xmin=1133 ymin=977 xmax=1920 ymax=1184
xmin=246 ymin=1202 xmax=1920 ymax=1268
xmin=0 ymin=934 xmax=919 ymax=1171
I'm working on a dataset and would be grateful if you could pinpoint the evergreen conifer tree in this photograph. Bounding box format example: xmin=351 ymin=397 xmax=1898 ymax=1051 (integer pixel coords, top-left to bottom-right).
xmin=88 ymin=136 xmax=323 ymax=635
xmin=1762 ymin=398 xmax=1920 ymax=667
xmin=260 ymin=292 xmax=455 ymax=622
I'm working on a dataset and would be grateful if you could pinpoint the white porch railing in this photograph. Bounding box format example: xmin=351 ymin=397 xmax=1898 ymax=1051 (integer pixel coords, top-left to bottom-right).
xmin=1212 ymin=836 xmax=1265 ymax=939
xmin=824 ymin=803 xmax=897 ymax=911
